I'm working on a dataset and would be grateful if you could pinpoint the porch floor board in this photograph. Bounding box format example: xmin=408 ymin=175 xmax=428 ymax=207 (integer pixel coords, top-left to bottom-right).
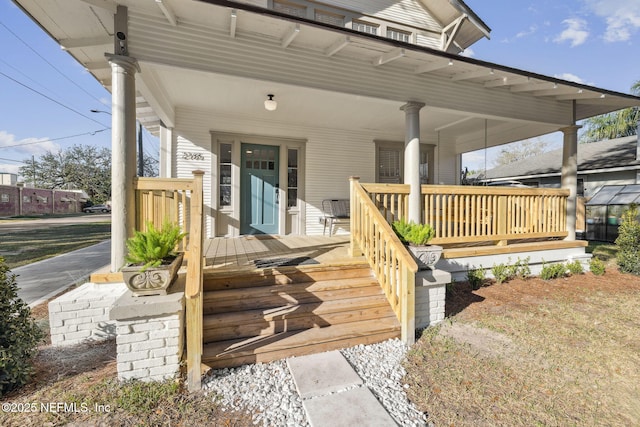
xmin=204 ymin=235 xmax=363 ymax=271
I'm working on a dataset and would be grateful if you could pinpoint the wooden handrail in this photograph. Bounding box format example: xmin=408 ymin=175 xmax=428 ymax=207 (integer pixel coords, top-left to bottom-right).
xmin=350 ymin=178 xmax=418 ymax=345
xmin=363 ymin=184 xmax=569 ymax=245
xmin=133 ymin=171 xmax=205 ymax=392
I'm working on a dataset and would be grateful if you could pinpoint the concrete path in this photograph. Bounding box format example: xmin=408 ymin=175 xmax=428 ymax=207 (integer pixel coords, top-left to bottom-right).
xmin=287 ymin=351 xmax=398 ymax=427
xmin=13 ymin=240 xmax=111 ymax=308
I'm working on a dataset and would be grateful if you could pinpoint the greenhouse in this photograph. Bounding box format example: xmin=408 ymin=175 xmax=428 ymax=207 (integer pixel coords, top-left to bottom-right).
xmin=586 ymin=184 xmax=640 ymax=242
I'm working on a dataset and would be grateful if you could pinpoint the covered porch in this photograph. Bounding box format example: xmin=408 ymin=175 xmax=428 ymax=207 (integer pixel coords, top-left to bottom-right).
xmin=117 ymin=174 xmax=589 ymax=390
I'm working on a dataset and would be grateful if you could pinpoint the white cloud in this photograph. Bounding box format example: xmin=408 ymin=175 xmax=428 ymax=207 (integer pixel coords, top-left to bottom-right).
xmin=553 ymin=73 xmax=590 ymax=84
xmin=554 ymin=18 xmax=590 ymax=47
xmin=0 ymin=130 xmax=61 ymax=157
xmin=584 ymin=0 xmax=640 ymax=42
xmin=516 ymin=25 xmax=538 ymax=39
xmin=459 ymin=48 xmax=475 ymax=57
xmin=0 ymin=163 xmax=21 ymax=175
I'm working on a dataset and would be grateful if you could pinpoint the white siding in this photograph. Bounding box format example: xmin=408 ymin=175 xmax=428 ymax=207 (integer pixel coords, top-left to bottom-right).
xmin=175 ymin=112 xmax=213 ymax=237
xmin=318 ymin=0 xmax=442 ymax=32
xmin=173 ymin=106 xmax=386 ymax=236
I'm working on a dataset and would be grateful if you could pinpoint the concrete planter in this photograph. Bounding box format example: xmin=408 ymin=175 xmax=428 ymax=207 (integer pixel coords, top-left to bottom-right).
xmin=407 ymin=245 xmax=443 ymax=270
xmin=121 ymin=253 xmax=183 ymax=296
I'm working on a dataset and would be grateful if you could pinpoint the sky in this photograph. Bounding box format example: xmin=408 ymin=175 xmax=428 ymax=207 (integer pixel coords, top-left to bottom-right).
xmin=1 ymin=0 xmax=639 ymax=178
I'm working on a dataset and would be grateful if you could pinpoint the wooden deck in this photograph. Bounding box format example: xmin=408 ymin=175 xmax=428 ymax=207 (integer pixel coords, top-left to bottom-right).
xmin=203 ymin=235 xmax=364 ymax=271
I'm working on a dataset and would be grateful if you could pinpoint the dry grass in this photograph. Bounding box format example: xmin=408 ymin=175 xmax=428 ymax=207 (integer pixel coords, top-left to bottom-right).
xmin=404 ymin=269 xmax=640 ymax=426
xmin=0 ymin=299 xmax=255 ymax=427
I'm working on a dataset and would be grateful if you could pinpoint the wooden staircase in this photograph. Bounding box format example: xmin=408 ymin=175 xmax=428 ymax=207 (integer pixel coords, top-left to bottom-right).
xmin=201 ymin=263 xmax=400 ymax=369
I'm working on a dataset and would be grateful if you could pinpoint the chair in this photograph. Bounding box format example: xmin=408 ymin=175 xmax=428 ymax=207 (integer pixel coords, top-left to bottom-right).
xmin=320 ymin=199 xmax=350 ymax=235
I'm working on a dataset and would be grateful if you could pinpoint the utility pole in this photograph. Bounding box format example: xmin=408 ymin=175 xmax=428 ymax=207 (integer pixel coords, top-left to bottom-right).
xmin=138 ymin=123 xmax=144 ymax=176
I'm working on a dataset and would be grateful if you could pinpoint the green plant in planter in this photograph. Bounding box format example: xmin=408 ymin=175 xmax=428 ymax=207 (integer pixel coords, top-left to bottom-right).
xmin=392 ymin=219 xmax=435 ymax=246
xmin=125 ymin=221 xmax=187 ymax=272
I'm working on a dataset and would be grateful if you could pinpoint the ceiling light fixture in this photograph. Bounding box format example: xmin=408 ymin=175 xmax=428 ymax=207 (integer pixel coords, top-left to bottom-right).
xmin=264 ymin=94 xmax=277 ymax=111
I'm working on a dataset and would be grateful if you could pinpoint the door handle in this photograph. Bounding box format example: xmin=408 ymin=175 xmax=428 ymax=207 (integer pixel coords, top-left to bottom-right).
xmin=275 ymin=183 xmax=280 ymax=204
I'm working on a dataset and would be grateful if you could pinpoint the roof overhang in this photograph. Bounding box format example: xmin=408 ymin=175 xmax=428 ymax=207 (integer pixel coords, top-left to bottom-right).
xmin=13 ymin=0 xmax=640 ymax=156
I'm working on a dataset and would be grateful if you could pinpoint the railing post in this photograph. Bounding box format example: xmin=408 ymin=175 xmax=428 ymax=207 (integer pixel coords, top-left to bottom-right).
xmin=401 ymin=265 xmax=415 ymax=345
xmin=349 ymin=176 xmax=362 ymax=257
xmin=496 ymin=195 xmax=508 ymax=246
xmin=186 ymin=170 xmax=204 ymax=392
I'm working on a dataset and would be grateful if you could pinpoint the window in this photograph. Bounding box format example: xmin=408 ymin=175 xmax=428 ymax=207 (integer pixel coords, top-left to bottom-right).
xmin=287 ymin=149 xmax=298 ymax=208
xmin=419 ymin=149 xmax=429 ymax=184
xmin=23 ymin=195 xmax=31 ymax=203
xmin=273 ymin=0 xmax=306 ymax=18
xmin=378 ymin=147 xmax=402 ymax=184
xmin=219 ymin=143 xmax=232 ymax=207
xmin=315 ymin=10 xmax=344 ymax=27
xmin=353 ymin=20 xmax=378 ymax=35
xmin=0 ymin=194 xmax=8 ymax=203
xmin=376 ymin=142 xmax=432 ymax=184
xmin=387 ymin=27 xmax=411 ymax=42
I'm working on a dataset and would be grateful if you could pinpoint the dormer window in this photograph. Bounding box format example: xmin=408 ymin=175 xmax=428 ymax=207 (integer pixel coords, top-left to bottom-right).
xmin=387 ymin=27 xmax=411 ymax=43
xmin=273 ymin=0 xmax=306 ymax=18
xmin=315 ymin=10 xmax=344 ymax=27
xmin=353 ymin=20 xmax=379 ymax=35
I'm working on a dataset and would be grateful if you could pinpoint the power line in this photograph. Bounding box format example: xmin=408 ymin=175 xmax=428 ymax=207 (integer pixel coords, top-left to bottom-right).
xmin=0 ymin=70 xmax=109 ymax=127
xmin=0 ymin=129 xmax=109 ymax=150
xmin=0 ymin=20 xmax=107 ymax=107
xmin=0 ymin=157 xmax=26 ymax=164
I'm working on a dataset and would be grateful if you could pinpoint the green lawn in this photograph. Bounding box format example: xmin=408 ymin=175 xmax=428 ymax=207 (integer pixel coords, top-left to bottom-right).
xmin=0 ymin=223 xmax=111 ymax=269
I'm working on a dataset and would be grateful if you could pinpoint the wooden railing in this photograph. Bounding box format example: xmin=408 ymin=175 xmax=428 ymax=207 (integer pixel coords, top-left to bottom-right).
xmin=134 ymin=171 xmax=204 ymax=392
xmin=363 ymin=184 xmax=569 ymax=245
xmin=350 ymin=177 xmax=418 ymax=345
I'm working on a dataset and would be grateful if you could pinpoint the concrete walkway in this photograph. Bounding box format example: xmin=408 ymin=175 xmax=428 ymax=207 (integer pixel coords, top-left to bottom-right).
xmin=14 ymin=240 xmax=111 ymax=307
xmin=287 ymin=351 xmax=397 ymax=427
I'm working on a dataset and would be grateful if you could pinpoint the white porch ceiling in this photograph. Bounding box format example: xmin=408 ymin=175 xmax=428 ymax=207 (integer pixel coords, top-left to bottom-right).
xmin=14 ymin=0 xmax=640 ymax=154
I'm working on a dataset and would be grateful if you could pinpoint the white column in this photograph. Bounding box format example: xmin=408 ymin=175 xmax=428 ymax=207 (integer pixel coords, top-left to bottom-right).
xmin=560 ymin=124 xmax=581 ymax=241
xmin=159 ymin=125 xmax=174 ymax=178
xmin=108 ymin=55 xmax=139 ymax=271
xmin=400 ymin=102 xmax=425 ymax=224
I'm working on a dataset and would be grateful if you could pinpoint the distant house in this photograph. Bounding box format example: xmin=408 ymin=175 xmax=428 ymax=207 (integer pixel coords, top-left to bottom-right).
xmin=483 ymin=135 xmax=640 ymax=198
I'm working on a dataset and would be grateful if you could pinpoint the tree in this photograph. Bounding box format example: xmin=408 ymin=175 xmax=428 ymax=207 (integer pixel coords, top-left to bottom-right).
xmin=20 ymin=144 xmax=112 ymax=203
xmin=492 ymin=138 xmax=550 ymax=167
xmin=580 ymin=80 xmax=640 ymax=143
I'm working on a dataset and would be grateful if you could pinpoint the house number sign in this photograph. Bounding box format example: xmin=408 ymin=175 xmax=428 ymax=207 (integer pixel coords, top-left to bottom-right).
xmin=181 ymin=152 xmax=205 ymax=161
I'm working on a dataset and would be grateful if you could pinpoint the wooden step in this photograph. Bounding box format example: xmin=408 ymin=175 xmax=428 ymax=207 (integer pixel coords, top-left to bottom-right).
xmin=203 ymin=263 xmax=372 ymax=291
xmin=203 ymin=294 xmax=395 ymax=342
xmin=202 ymin=317 xmax=401 ymax=369
xmin=203 ymin=277 xmax=382 ymax=314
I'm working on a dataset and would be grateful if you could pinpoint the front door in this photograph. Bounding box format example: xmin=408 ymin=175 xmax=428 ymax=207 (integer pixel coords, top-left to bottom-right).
xmin=241 ymin=143 xmax=280 ymax=234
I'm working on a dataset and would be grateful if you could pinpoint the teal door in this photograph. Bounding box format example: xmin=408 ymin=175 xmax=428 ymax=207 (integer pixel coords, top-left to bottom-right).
xmin=241 ymin=144 xmax=280 ymax=235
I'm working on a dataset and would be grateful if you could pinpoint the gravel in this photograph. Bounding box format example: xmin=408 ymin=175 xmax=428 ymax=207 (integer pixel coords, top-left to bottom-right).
xmin=202 ymin=338 xmax=428 ymax=426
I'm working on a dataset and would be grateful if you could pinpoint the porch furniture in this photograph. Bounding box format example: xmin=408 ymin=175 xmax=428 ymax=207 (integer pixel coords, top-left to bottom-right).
xmin=321 ymin=199 xmax=350 ymax=235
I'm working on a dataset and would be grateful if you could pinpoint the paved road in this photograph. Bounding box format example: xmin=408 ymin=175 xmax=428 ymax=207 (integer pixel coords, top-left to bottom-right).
xmin=0 ymin=215 xmax=112 ymax=307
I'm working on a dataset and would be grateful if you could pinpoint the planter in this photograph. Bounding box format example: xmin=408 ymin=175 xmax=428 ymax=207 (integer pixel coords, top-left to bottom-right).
xmin=122 ymin=253 xmax=183 ymax=297
xmin=407 ymin=244 xmax=443 ymax=270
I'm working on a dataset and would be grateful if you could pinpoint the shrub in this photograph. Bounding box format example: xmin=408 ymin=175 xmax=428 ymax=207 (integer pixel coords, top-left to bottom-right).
xmin=491 ymin=257 xmax=530 ymax=284
xmin=392 ymin=220 xmax=434 ymax=246
xmin=566 ymin=260 xmax=584 ymax=275
xmin=0 ymin=257 xmax=43 ymax=396
xmin=590 ymin=257 xmax=606 ymax=276
xmin=540 ymin=262 xmax=567 ymax=280
xmin=491 ymin=263 xmax=510 ymax=284
xmin=615 ymin=204 xmax=640 ymax=275
xmin=467 ymin=267 xmax=486 ymax=290
xmin=512 ymin=257 xmax=531 ymax=279
xmin=125 ymin=221 xmax=187 ymax=271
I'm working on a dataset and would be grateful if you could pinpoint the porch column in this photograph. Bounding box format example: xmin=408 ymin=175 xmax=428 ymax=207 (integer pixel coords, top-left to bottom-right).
xmin=108 ymin=54 xmax=139 ymax=271
xmin=400 ymin=102 xmax=425 ymax=224
xmin=560 ymin=124 xmax=581 ymax=241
